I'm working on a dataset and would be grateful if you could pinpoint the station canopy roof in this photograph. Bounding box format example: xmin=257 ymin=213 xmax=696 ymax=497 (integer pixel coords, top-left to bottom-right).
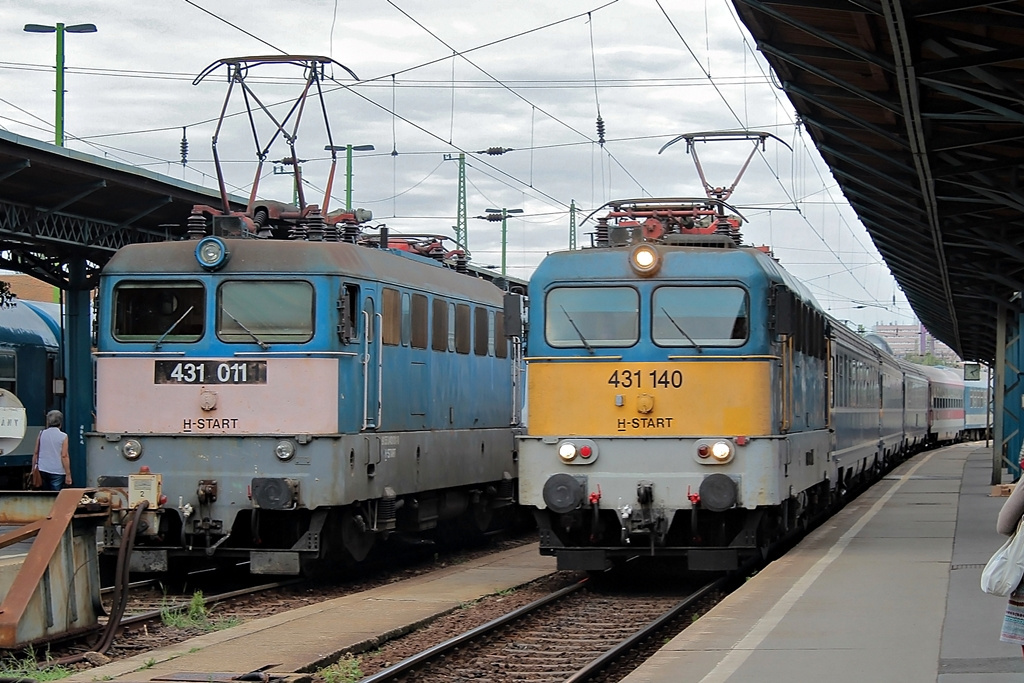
xmin=733 ymin=0 xmax=1024 ymax=363
xmin=0 ymin=130 xmax=243 ymax=286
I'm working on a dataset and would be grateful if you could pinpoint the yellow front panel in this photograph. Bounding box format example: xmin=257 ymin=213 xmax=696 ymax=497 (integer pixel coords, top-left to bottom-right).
xmin=528 ymin=360 xmax=773 ymax=436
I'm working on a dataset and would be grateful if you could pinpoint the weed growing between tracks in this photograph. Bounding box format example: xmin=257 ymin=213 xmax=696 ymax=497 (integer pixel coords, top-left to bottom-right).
xmin=0 ymin=647 xmax=73 ymax=681
xmin=160 ymin=591 xmax=240 ymax=632
xmin=317 ymin=654 xmax=363 ymax=683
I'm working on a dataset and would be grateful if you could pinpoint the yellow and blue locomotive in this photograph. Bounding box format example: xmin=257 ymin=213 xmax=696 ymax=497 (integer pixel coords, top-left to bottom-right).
xmin=518 ymin=198 xmax=934 ymax=572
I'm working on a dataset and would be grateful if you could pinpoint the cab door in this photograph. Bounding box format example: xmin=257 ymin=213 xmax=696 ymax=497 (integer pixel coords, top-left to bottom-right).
xmin=361 ymin=295 xmax=381 ymax=430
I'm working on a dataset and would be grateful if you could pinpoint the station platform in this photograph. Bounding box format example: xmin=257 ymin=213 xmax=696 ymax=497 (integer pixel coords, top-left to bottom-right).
xmin=623 ymin=442 xmax=1023 ymax=682
xmin=66 ymin=543 xmax=556 ymax=682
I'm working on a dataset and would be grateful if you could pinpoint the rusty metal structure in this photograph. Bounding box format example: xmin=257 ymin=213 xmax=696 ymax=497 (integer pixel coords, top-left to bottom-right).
xmin=0 ymin=489 xmax=108 ymax=648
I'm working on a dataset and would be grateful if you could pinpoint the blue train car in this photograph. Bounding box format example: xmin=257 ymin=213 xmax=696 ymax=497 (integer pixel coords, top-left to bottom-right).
xmin=87 ymin=231 xmax=520 ymax=575
xmin=964 ymin=377 xmax=991 ymax=440
xmin=0 ymin=300 xmax=63 ymax=488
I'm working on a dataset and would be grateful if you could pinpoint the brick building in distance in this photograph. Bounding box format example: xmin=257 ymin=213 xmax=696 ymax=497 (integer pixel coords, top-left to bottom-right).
xmin=2 ymin=273 xmax=61 ymax=304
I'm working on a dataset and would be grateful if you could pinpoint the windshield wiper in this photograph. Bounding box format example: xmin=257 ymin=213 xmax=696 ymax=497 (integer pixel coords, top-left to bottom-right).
xmin=660 ymin=307 xmax=703 ymax=354
xmin=223 ymin=309 xmax=270 ymax=350
xmin=560 ymin=306 xmax=594 ymax=355
xmin=154 ymin=305 xmax=195 ymax=350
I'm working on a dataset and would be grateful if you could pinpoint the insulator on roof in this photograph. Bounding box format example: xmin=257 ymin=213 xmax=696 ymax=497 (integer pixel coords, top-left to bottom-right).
xmin=180 ymin=127 xmax=189 ymax=166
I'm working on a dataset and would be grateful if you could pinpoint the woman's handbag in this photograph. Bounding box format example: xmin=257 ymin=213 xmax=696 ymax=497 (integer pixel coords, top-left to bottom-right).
xmin=982 ymin=516 xmax=1024 ymax=596
xmin=30 ymin=467 xmax=41 ymax=489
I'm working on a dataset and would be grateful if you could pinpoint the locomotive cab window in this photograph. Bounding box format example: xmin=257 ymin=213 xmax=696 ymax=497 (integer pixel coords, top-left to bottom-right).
xmin=0 ymin=351 xmax=15 ymax=393
xmin=217 ymin=280 xmax=313 ymax=344
xmin=113 ymin=281 xmax=205 ymax=342
xmin=652 ymin=286 xmax=748 ymax=347
xmin=545 ymin=286 xmax=639 ymax=348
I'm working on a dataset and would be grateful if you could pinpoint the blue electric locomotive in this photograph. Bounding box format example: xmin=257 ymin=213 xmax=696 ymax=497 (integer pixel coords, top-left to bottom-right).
xmin=517 ymin=198 xmax=948 ymax=572
xmin=87 ymin=227 xmax=521 ymax=575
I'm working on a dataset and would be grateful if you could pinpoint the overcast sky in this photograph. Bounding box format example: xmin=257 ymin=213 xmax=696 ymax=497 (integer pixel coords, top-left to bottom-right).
xmin=0 ymin=0 xmax=919 ymax=331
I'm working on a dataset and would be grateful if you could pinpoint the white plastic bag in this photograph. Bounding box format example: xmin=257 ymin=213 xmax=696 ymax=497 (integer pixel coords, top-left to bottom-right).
xmin=982 ymin=516 xmax=1024 ymax=597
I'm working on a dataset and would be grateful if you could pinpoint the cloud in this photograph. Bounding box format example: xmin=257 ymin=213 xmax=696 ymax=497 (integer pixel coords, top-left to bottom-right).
xmin=0 ymin=0 xmax=915 ymax=327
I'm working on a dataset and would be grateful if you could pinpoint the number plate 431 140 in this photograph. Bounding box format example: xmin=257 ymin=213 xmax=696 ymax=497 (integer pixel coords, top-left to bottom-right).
xmin=154 ymin=360 xmax=267 ymax=385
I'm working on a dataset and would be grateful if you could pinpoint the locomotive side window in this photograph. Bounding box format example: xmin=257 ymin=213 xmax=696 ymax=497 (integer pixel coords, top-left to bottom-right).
xmin=432 ymin=299 xmax=448 ymax=351
xmin=401 ymin=292 xmax=412 ymax=347
xmin=113 ymin=281 xmax=205 ymax=342
xmin=494 ymin=311 xmax=507 ymax=358
xmin=474 ymin=306 xmax=489 ymax=356
xmin=0 ymin=351 xmax=15 ymax=393
xmin=448 ymin=302 xmax=457 ymax=352
xmin=652 ymin=286 xmax=748 ymax=347
xmin=382 ymin=287 xmax=401 ymax=346
xmin=455 ymin=304 xmax=471 ymax=354
xmin=546 ymin=287 xmax=639 ymax=348
xmin=411 ymin=294 xmax=428 ymax=349
xmin=488 ymin=311 xmax=496 ymax=356
xmin=217 ymin=280 xmax=313 ymax=343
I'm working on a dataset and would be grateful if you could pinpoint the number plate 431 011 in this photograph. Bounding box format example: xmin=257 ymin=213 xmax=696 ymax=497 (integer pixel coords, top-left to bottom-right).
xmin=154 ymin=360 xmax=267 ymax=385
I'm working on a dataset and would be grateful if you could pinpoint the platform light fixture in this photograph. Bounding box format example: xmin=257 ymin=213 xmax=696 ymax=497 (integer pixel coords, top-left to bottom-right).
xmin=24 ymin=22 xmax=97 ymax=147
xmin=478 ymin=207 xmax=524 ymax=276
xmin=326 ymin=144 xmax=375 ymax=211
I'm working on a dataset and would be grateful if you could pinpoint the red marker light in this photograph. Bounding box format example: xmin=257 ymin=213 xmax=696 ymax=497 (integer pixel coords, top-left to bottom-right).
xmin=735 ymin=436 xmax=748 ymax=446
xmin=580 ymin=445 xmax=593 ymax=458
xmin=139 ymin=465 xmax=151 ymax=473
xmin=697 ymin=444 xmax=710 ymax=458
xmin=158 ymin=494 xmax=168 ymax=506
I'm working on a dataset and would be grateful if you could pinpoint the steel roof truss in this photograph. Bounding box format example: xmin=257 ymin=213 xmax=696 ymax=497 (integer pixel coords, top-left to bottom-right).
xmin=736 ymin=0 xmax=894 ymax=70
xmin=785 ymin=83 xmax=911 ymax=149
xmin=760 ymin=43 xmax=903 ymax=113
xmin=0 ymin=160 xmax=30 ymax=185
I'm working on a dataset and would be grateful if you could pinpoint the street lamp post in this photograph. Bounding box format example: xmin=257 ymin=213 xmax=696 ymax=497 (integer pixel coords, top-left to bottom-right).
xmin=326 ymin=144 xmax=375 ymax=212
xmin=24 ymin=22 xmax=97 ymax=147
xmin=346 ymin=144 xmax=374 ymax=212
xmin=484 ymin=208 xmax=523 ymax=276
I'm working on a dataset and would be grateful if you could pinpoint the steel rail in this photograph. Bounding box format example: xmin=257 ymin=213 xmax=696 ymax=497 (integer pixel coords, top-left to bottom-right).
xmin=117 ymin=578 xmax=305 ymax=627
xmin=358 ymin=579 xmax=588 ymax=683
xmin=564 ymin=576 xmax=731 ymax=683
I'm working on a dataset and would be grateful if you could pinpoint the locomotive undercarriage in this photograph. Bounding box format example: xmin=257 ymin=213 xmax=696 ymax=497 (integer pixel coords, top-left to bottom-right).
xmin=535 ymin=479 xmax=835 ymax=572
xmin=101 ymin=479 xmax=516 ymax=576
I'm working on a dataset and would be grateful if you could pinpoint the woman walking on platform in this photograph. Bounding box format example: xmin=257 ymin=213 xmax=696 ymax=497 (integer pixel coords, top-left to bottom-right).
xmin=31 ymin=410 xmax=71 ymax=491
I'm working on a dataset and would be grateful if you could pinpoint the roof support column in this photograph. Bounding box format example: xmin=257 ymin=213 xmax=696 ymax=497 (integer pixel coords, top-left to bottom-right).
xmin=994 ymin=303 xmax=1024 ymax=484
xmin=63 ymin=257 xmax=92 ymax=485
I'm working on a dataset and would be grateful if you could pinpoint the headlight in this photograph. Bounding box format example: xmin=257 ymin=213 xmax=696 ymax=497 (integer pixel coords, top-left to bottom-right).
xmin=122 ymin=439 xmax=143 ymax=461
xmin=695 ymin=439 xmax=733 ymax=464
xmin=629 ymin=244 xmax=661 ymax=276
xmin=195 ymin=236 xmax=229 ymax=270
xmin=558 ymin=441 xmax=577 ymax=462
xmin=711 ymin=441 xmax=732 ymax=461
xmin=275 ymin=440 xmax=296 ymax=462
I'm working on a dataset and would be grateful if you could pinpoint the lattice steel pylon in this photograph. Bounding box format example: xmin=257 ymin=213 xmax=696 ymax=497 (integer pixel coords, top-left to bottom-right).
xmin=569 ymin=199 xmax=577 ymax=251
xmin=453 ymin=153 xmax=467 ymax=251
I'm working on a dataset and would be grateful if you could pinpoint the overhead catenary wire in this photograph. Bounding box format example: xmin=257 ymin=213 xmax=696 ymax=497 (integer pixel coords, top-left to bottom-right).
xmin=654 ymin=0 xmax=883 ymax=308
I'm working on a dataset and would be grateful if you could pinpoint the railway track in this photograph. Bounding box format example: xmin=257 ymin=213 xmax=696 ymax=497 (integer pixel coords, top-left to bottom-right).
xmin=358 ymin=576 xmax=731 ymax=683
